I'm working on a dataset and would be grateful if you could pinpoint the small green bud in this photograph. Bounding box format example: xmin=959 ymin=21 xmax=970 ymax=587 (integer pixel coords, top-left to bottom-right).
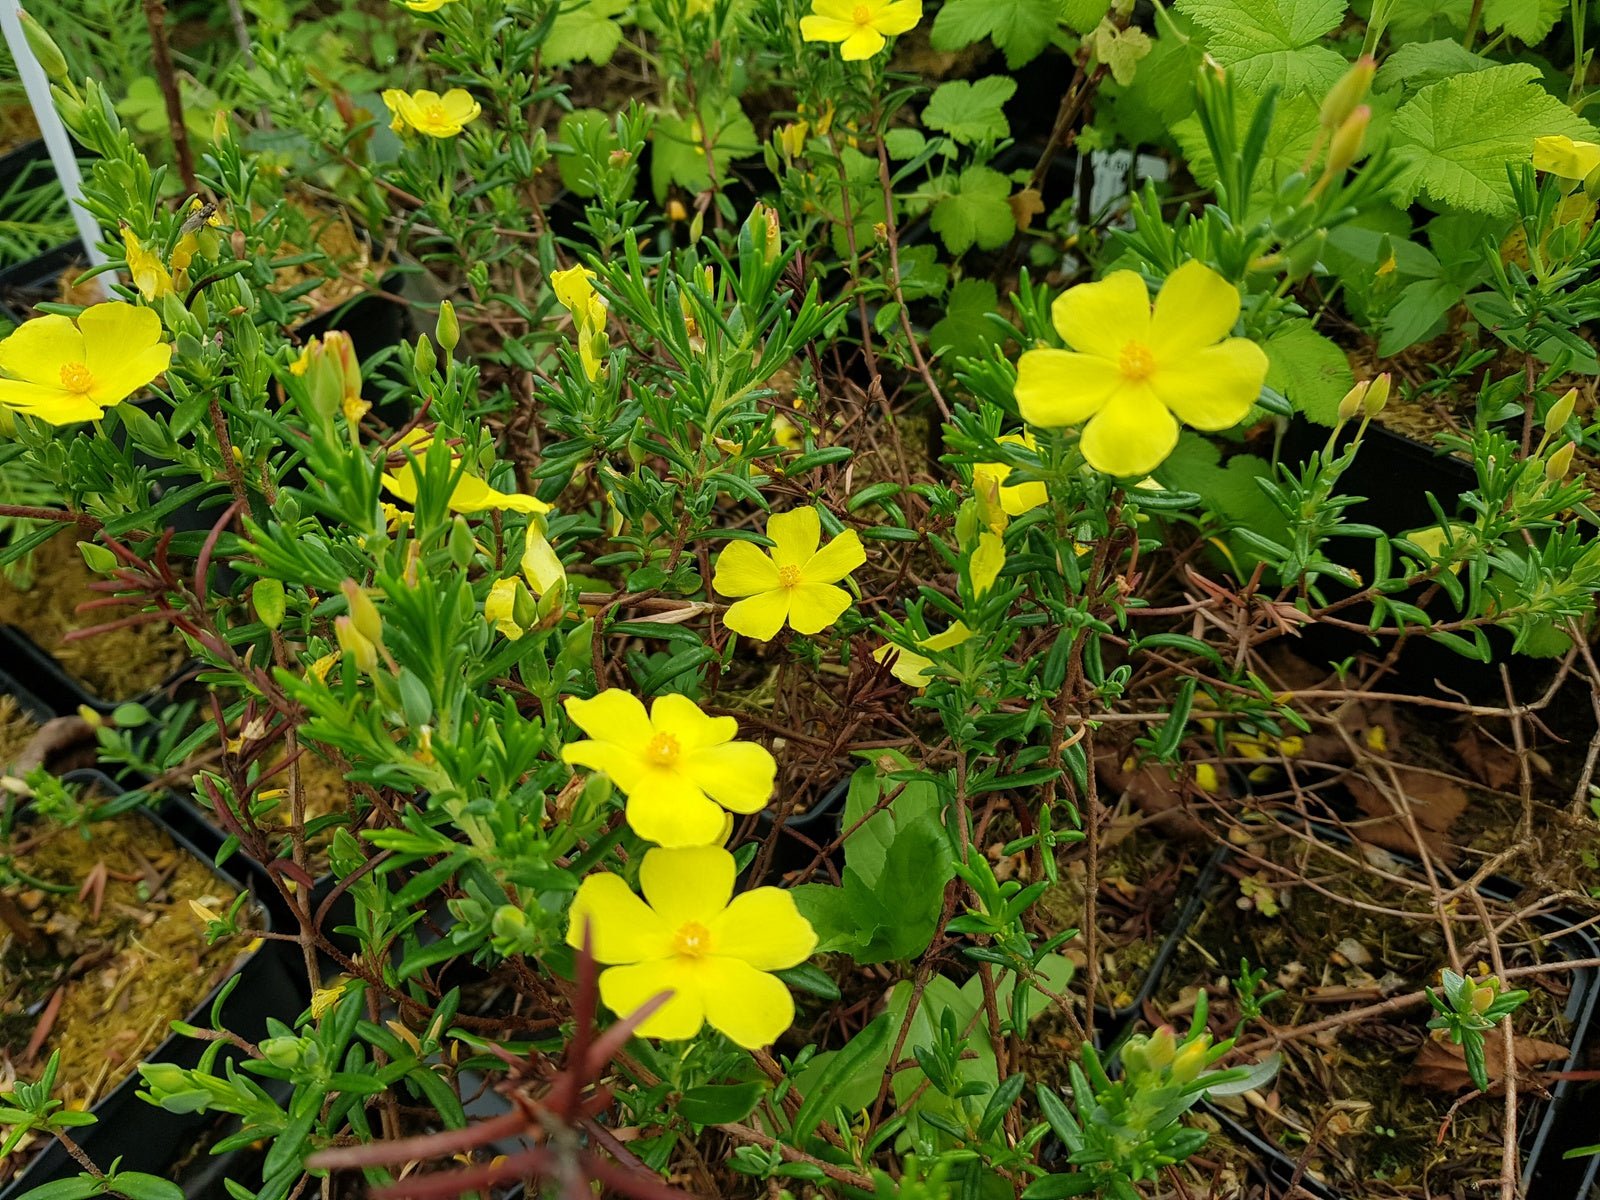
xmin=334 ymin=615 xmax=378 ymax=675
xmin=340 ymin=579 xmax=384 ymax=648
xmin=436 ymin=301 xmax=459 ymax=353
xmin=413 ymin=333 xmax=437 ymax=379
xmin=138 ymin=1062 xmax=190 ymax=1094
xmin=491 ymin=904 xmax=529 ymax=940
xmin=1546 ymin=441 xmax=1574 ymax=482
xmin=19 ymin=10 xmax=70 ymax=82
xmin=448 ymin=515 xmax=476 ymax=568
xmin=76 ymin=540 xmax=119 ymax=574
xmin=1319 ymin=55 xmax=1375 ymax=132
xmin=511 ymin=579 xmax=539 ymax=628
xmin=1337 ymin=380 xmax=1370 ymax=422
xmin=1324 ymin=105 xmax=1371 ymax=178
xmin=259 ymin=1036 xmax=305 ymax=1070
xmin=1547 ymin=387 xmax=1578 ymax=434
xmin=1363 ymin=372 xmax=1390 ymax=418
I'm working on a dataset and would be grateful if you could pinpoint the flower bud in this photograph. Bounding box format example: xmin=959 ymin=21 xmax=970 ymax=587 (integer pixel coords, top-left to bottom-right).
xmin=436 ymin=300 xmax=459 ymax=353
xmin=1547 ymin=388 xmax=1578 ymax=434
xmin=1546 ymin=441 xmax=1574 ymax=482
xmin=335 ymin=615 xmax=378 ymax=675
xmin=1337 ymin=380 xmax=1370 ymax=422
xmin=511 ymin=579 xmax=539 ymax=628
xmin=1325 ymin=106 xmax=1370 ymax=178
xmin=340 ymin=579 xmax=384 ymax=648
xmin=1170 ymin=1038 xmax=1209 ymax=1084
xmin=448 ymin=515 xmax=476 ymax=568
xmin=260 ymin=1036 xmax=306 ymax=1070
xmin=1319 ymin=56 xmax=1375 ymax=132
xmin=1363 ymin=372 xmax=1390 ymax=418
xmin=414 ymin=333 xmax=437 ymax=379
xmin=1145 ymin=1026 xmax=1177 ymax=1071
xmin=139 ymin=1062 xmax=190 ymax=1094
xmin=18 ymin=10 xmax=70 ymax=83
xmin=777 ymin=120 xmax=809 ymax=161
xmin=294 ymin=332 xmax=362 ymax=422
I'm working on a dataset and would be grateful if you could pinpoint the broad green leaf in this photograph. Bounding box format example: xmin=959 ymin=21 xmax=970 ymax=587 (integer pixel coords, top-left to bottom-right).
xmin=650 ymin=98 xmax=759 ymax=201
xmin=929 ymin=278 xmax=1001 ymax=361
xmin=1378 ymin=277 xmax=1459 ymax=355
xmin=924 ymin=77 xmax=1017 ymax=145
xmin=544 ymin=0 xmax=630 ymax=66
xmin=930 ymin=166 xmax=1015 ymax=255
xmin=1483 ymin=0 xmax=1561 ymax=42
xmin=1390 ymin=64 xmax=1600 ymax=215
xmin=1264 ymin=319 xmax=1355 ymax=426
xmin=1373 ymin=39 xmax=1492 ymax=95
xmin=1175 ymin=0 xmax=1348 ymax=97
xmin=930 ymin=0 xmax=1064 ymax=68
xmin=677 ymin=1082 xmax=767 ymax=1125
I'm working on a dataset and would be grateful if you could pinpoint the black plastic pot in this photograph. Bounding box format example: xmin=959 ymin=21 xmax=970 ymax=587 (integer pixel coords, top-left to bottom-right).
xmin=1279 ymin=416 xmax=1558 ymax=702
xmin=1159 ymin=832 xmax=1600 ymax=1199
xmin=752 ymin=775 xmax=850 ymax=883
xmin=0 ymin=619 xmax=194 ymax=718
xmin=0 ymin=769 xmax=303 ymax=1199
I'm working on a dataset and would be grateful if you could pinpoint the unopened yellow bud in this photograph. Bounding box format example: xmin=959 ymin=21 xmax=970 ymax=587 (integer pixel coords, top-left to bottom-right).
xmin=1145 ymin=1026 xmax=1177 ymax=1071
xmin=295 ymin=332 xmax=362 ymax=421
xmin=437 ymin=300 xmax=459 ymax=353
xmin=1325 ymin=105 xmax=1370 ymax=178
xmin=1319 ymin=55 xmax=1375 ymax=132
xmin=340 ymin=579 xmax=384 ymax=648
xmin=1547 ymin=388 xmax=1578 ymax=434
xmin=1170 ymin=1039 xmax=1209 ymax=1083
xmin=1337 ymin=380 xmax=1370 ymax=422
xmin=1363 ymin=372 xmax=1390 ymax=418
xmin=777 ymin=120 xmax=809 ymax=161
xmin=1546 ymin=441 xmax=1575 ymax=482
xmin=334 ymin=616 xmax=378 ymax=675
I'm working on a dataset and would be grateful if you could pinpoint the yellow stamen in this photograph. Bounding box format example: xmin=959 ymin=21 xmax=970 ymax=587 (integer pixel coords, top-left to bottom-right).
xmin=673 ymin=920 xmax=712 ymax=957
xmin=851 ymin=3 xmax=872 ymax=21
xmin=58 ymin=362 xmax=94 ymax=393
xmin=645 ymin=731 xmax=681 ymax=766
xmin=1118 ymin=342 xmax=1155 ymax=380
xmin=424 ymin=104 xmax=450 ymax=128
xmin=777 ymin=564 xmax=803 ymax=588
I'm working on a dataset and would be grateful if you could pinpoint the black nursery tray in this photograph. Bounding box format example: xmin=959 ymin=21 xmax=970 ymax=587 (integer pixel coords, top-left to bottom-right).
xmin=0 ymin=768 xmax=303 ymax=1199
xmin=1140 ymin=830 xmax=1600 ymax=1199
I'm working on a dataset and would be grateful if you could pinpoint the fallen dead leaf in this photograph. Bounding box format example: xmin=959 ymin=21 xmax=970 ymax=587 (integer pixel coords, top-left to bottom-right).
xmin=1345 ymin=765 xmax=1467 ymax=862
xmin=1406 ymin=1033 xmax=1568 ymax=1095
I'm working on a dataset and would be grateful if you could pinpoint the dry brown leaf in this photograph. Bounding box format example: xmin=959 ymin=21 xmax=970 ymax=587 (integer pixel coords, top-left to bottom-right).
xmin=1405 ymin=1034 xmax=1568 ymax=1095
xmin=1345 ymin=764 xmax=1467 ymax=862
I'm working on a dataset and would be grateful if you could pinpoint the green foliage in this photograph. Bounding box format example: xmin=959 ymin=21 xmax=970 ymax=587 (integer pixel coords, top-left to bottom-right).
xmin=1175 ymin=0 xmax=1349 ymax=96
xmin=930 ymin=0 xmax=1065 ymax=67
xmin=924 ymin=77 xmax=1017 ymax=145
xmin=1427 ymin=970 xmax=1529 ymax=1093
xmin=545 ymin=0 xmax=632 ymax=65
xmin=930 ymin=166 xmax=1016 ymax=254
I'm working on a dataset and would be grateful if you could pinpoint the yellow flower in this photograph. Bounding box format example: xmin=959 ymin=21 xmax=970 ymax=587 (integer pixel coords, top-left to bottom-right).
xmin=970 ymin=531 xmax=1004 ymax=595
xmin=566 ymin=844 xmax=817 ymax=1047
xmin=972 ymin=432 xmax=1047 ymax=529
xmin=485 ymin=578 xmax=525 ymax=640
xmin=1014 ymin=261 xmax=1269 ymax=478
xmin=551 ymin=265 xmax=609 ymax=380
xmin=120 ymin=227 xmax=173 ymax=301
xmin=562 ymin=690 xmax=776 ymax=847
xmin=712 ymin=508 xmax=866 ymax=641
xmin=310 ymin=979 xmax=354 ymax=1020
xmin=0 ymin=303 xmax=172 ymax=424
xmin=382 ymin=87 xmax=481 ymax=138
xmin=873 ymin=621 xmax=972 ymax=687
xmin=402 ymin=0 xmax=457 ymax=9
xmin=522 ymin=529 xmax=565 ymax=596
xmin=800 ymin=0 xmax=922 ymax=60
xmin=1533 ymin=135 xmax=1600 ymax=182
xmin=382 ymin=429 xmax=551 ymax=515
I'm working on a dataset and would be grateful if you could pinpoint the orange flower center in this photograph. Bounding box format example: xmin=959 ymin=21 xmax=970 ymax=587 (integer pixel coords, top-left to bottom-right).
xmin=673 ymin=920 xmax=712 ymax=957
xmin=58 ymin=362 xmax=94 ymax=394
xmin=851 ymin=4 xmax=872 ymax=22
xmin=1118 ymin=341 xmax=1156 ymax=380
xmin=644 ymin=731 xmax=681 ymax=766
xmin=777 ymin=564 xmax=803 ymax=589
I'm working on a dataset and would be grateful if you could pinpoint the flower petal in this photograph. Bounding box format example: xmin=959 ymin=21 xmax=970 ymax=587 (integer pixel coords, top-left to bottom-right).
xmin=565 ymin=690 xmax=653 ymax=749
xmin=1050 ymin=271 xmax=1149 ymax=357
xmin=839 ymin=26 xmax=887 ymax=58
xmin=1078 ymin=387 xmax=1179 ymax=478
xmin=875 ymin=642 xmax=933 ymax=687
xmin=0 ymin=313 xmax=83 ymax=384
xmin=567 ymin=874 xmax=673 ymax=963
xmin=872 ymin=0 xmax=922 ymax=35
xmin=1150 ymin=339 xmax=1268 ymax=431
xmin=80 ymin=303 xmax=163 ymax=381
xmin=786 ymin=583 xmax=852 ymax=635
xmin=639 ymin=845 xmax=735 ymax=927
xmin=1014 ymin=349 xmax=1122 ymax=428
xmin=562 ymin=739 xmax=648 ymax=794
xmin=0 ymin=380 xmax=104 ymax=424
xmin=600 ymin=960 xmax=704 ymax=1040
xmin=89 ymin=341 xmax=172 ymax=408
xmin=723 ymin=591 xmax=791 ymax=641
xmin=1149 ymin=260 xmax=1242 ymax=356
xmin=681 ymin=741 xmax=776 ymax=815
xmin=446 ymin=473 xmax=550 ymax=514
xmin=697 ymin=957 xmax=797 ymax=1048
xmin=707 ymin=888 xmax=818 ymax=970
xmin=766 ymin=508 xmax=820 ymax=567
xmin=624 ymin=776 xmax=729 ymax=848
xmin=713 ymin=540 xmax=781 ymax=598
xmin=1000 ymin=478 xmax=1048 ymax=515
xmin=800 ymin=13 xmax=857 ymax=41
xmin=802 ymin=528 xmax=865 ymax=585
xmin=650 ymin=692 xmax=736 ymax=751
xmin=810 ymin=0 xmax=856 ymax=17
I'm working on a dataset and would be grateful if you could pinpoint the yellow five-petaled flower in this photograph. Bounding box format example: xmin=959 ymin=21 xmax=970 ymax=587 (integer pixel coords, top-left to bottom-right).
xmin=712 ymin=507 xmax=865 ymax=641
xmin=1014 ymin=261 xmax=1269 ymax=478
xmin=562 ymin=689 xmax=776 ymax=847
xmin=383 ymin=88 xmax=481 ymax=138
xmin=800 ymin=0 xmax=921 ymax=59
xmin=0 ymin=303 xmax=172 ymax=425
xmin=382 ymin=429 xmax=550 ymax=515
xmin=567 ymin=845 xmax=817 ymax=1047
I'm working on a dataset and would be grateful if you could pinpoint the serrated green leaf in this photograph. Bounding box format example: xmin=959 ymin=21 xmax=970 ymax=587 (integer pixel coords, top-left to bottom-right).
xmin=544 ymin=0 xmax=630 ymax=66
xmin=924 ymin=77 xmax=1016 ymax=145
xmin=1063 ymin=0 xmax=1109 ymax=33
xmin=884 ymin=127 xmax=927 ymax=159
xmin=1373 ymin=39 xmax=1492 ymax=94
xmin=1483 ymin=0 xmax=1561 ymax=42
xmin=930 ymin=0 xmax=1064 ymax=68
xmin=1264 ymin=319 xmax=1354 ymax=426
xmin=650 ymin=97 xmax=759 ymax=202
xmin=929 ymin=278 xmax=1000 ymax=360
xmin=1175 ymin=0 xmax=1349 ymax=97
xmin=1390 ymin=63 xmax=1600 ymax=215
xmin=930 ymin=166 xmax=1015 ymax=254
